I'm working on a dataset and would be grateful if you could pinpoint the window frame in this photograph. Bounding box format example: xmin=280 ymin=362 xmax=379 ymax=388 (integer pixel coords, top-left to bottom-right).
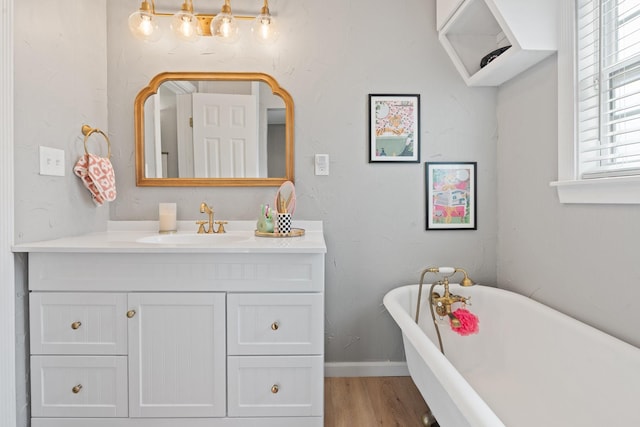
xmin=552 ymin=0 xmax=640 ymax=204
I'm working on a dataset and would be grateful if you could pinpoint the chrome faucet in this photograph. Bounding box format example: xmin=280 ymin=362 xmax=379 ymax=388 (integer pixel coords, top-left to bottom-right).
xmin=197 ymin=202 xmax=214 ymax=234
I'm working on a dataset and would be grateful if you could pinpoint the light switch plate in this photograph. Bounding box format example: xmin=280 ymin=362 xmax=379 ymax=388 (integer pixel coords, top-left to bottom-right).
xmin=39 ymin=146 xmax=65 ymax=176
xmin=315 ymin=154 xmax=329 ymax=176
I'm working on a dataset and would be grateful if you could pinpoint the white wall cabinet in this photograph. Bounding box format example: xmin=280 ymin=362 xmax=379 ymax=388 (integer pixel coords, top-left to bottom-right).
xmin=437 ymin=0 xmax=558 ymax=86
xmin=28 ymin=251 xmax=325 ymax=427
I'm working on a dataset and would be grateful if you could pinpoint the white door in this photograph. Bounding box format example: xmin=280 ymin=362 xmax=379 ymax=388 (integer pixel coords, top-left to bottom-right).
xmin=175 ymin=93 xmax=194 ymax=177
xmin=192 ymin=93 xmax=258 ymax=178
xmin=127 ymin=293 xmax=226 ymax=418
xmin=143 ymin=94 xmax=163 ymax=178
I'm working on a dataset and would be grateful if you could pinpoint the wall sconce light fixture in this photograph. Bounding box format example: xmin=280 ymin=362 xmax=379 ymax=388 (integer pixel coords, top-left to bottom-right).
xmin=129 ymin=0 xmax=280 ymax=44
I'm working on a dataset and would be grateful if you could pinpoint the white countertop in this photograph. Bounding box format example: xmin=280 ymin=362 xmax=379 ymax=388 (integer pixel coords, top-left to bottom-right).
xmin=12 ymin=221 xmax=326 ymax=254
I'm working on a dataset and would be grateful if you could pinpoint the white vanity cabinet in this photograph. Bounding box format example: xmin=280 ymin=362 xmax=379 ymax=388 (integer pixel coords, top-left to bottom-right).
xmin=23 ymin=228 xmax=326 ymax=427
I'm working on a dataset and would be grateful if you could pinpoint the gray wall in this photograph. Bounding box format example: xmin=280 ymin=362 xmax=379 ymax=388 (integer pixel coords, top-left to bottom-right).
xmin=106 ymin=0 xmax=499 ymax=363
xmin=11 ymin=0 xmax=640 ymax=389
xmin=14 ymin=0 xmax=109 ymax=243
xmin=496 ymin=56 xmax=640 ymax=348
xmin=21 ymin=0 xmax=640 ymax=420
xmin=14 ymin=1 xmax=498 ymax=365
xmin=13 ymin=2 xmax=109 ymax=425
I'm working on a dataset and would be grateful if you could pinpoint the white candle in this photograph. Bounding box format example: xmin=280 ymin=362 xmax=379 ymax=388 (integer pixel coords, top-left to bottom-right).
xmin=158 ymin=203 xmax=177 ymax=233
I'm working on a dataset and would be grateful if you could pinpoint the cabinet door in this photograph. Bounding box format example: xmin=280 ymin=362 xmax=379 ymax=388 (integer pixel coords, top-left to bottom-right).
xmin=127 ymin=293 xmax=226 ymax=418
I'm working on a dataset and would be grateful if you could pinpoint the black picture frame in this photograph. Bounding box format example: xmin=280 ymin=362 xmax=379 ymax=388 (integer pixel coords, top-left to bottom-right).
xmin=425 ymin=162 xmax=477 ymax=230
xmin=369 ymin=94 xmax=420 ymax=163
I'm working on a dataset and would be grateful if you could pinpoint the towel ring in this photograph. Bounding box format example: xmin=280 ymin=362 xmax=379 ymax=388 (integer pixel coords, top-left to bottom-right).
xmin=81 ymin=125 xmax=111 ymax=159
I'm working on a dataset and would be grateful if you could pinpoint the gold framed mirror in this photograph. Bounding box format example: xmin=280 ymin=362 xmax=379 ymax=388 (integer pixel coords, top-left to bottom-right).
xmin=134 ymin=72 xmax=294 ymax=186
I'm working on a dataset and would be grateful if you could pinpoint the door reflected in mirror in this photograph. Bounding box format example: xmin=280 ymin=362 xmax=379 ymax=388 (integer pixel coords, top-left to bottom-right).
xmin=134 ymin=72 xmax=294 ymax=187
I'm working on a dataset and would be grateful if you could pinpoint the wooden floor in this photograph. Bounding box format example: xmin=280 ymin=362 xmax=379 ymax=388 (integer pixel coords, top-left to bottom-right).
xmin=324 ymin=377 xmax=430 ymax=427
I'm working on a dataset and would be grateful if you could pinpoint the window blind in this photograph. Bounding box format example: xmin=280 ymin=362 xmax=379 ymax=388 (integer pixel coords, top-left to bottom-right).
xmin=577 ymin=0 xmax=640 ymax=179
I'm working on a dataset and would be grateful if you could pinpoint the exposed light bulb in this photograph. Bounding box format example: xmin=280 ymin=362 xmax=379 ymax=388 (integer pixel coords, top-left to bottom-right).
xmin=128 ymin=0 xmax=284 ymax=45
xmin=251 ymin=13 xmax=279 ymax=44
xmin=128 ymin=1 xmax=161 ymax=42
xmin=210 ymin=1 xmax=239 ymax=43
xmin=171 ymin=8 xmax=198 ymax=42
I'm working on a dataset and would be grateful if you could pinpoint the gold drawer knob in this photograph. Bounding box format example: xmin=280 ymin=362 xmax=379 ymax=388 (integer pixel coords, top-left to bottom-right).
xmin=72 ymin=384 xmax=83 ymax=394
xmin=271 ymin=322 xmax=279 ymax=331
xmin=126 ymin=310 xmax=136 ymax=318
xmin=71 ymin=321 xmax=82 ymax=330
xmin=271 ymin=384 xmax=279 ymax=394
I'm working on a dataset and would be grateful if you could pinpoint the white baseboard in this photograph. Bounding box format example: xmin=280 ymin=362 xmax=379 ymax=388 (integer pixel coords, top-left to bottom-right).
xmin=324 ymin=361 xmax=409 ymax=377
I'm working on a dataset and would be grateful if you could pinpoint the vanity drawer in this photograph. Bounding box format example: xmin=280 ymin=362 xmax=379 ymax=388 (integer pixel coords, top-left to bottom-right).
xmin=30 ymin=293 xmax=128 ymax=355
xmin=227 ymin=355 xmax=323 ymax=417
xmin=227 ymin=293 xmax=323 ymax=355
xmin=31 ymin=355 xmax=128 ymax=418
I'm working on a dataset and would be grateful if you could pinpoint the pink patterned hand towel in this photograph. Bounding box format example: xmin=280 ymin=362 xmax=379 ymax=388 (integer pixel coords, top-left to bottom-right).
xmin=73 ymin=154 xmax=117 ymax=206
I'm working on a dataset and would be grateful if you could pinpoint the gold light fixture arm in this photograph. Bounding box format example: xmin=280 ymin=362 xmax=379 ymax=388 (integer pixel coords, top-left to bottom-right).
xmin=180 ymin=0 xmax=194 ymax=14
xmin=138 ymin=0 xmax=154 ymax=14
xmin=221 ymin=0 xmax=232 ymax=14
xmin=260 ymin=0 xmax=270 ymax=15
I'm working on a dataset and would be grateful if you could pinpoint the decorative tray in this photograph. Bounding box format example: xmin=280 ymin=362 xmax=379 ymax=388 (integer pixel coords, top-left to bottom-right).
xmin=254 ymin=228 xmax=305 ymax=238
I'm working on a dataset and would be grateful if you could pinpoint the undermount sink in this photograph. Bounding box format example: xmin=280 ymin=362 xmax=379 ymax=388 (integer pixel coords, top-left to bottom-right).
xmin=136 ymin=232 xmax=249 ymax=245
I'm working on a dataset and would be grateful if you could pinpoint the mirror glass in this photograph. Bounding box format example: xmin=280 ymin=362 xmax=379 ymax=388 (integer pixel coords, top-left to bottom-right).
xmin=135 ymin=72 xmax=294 ymax=186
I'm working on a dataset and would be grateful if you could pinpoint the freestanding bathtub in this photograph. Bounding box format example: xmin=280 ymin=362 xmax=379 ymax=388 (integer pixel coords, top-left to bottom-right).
xmin=383 ymin=284 xmax=640 ymax=427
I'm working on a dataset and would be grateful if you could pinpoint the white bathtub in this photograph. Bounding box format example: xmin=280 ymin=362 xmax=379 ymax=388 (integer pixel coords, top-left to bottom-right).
xmin=383 ymin=284 xmax=640 ymax=427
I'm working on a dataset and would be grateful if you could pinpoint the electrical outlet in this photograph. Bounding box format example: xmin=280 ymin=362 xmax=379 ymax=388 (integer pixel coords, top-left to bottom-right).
xmin=39 ymin=146 xmax=65 ymax=176
xmin=315 ymin=154 xmax=329 ymax=176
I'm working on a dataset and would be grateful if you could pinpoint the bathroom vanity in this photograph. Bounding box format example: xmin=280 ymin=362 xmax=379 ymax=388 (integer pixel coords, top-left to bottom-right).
xmin=15 ymin=221 xmax=326 ymax=427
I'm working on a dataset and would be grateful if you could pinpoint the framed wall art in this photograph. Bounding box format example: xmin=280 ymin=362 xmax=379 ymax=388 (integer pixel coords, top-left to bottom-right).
xmin=369 ymin=94 xmax=420 ymax=163
xmin=425 ymin=162 xmax=477 ymax=230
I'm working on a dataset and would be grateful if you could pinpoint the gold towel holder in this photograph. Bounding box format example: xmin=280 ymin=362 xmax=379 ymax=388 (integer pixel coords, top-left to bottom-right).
xmin=81 ymin=124 xmax=111 ymax=159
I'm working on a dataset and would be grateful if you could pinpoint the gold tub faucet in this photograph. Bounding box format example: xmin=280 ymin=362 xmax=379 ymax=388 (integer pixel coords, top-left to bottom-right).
xmin=414 ymin=266 xmax=475 ymax=355
xmin=415 ymin=267 xmax=474 ymax=325
xmin=430 ymin=276 xmax=470 ymax=328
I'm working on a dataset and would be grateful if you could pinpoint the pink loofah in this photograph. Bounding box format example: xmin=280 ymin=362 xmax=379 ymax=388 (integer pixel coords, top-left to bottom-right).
xmin=450 ymin=308 xmax=479 ymax=336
